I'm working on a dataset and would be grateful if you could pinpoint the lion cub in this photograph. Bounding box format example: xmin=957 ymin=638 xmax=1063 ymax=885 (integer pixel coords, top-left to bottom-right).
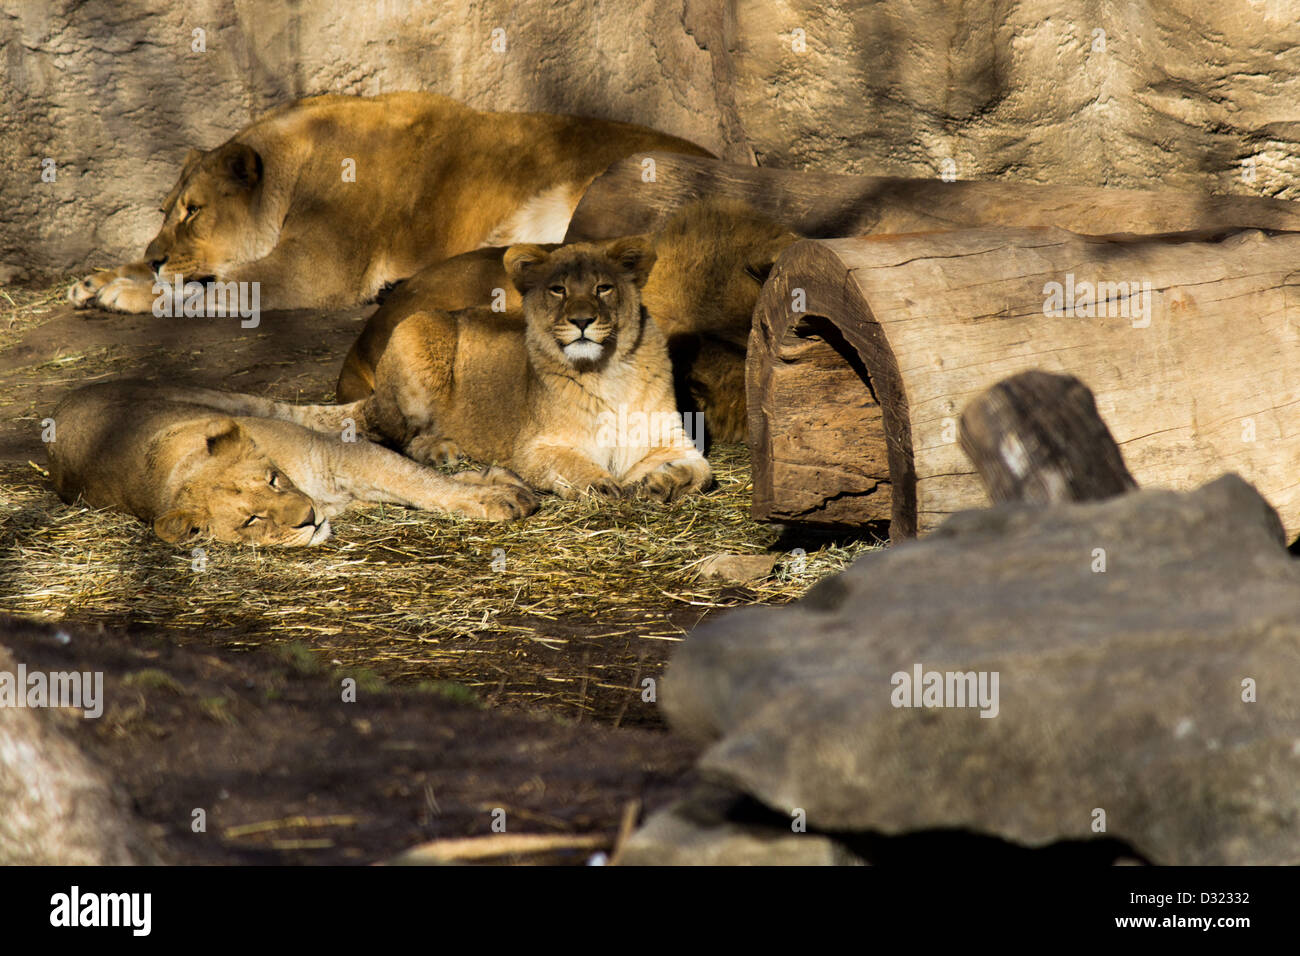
xmin=364 ymin=238 xmax=712 ymax=502
xmin=335 ymin=199 xmax=800 ymax=444
xmin=46 ymin=381 xmax=537 ymax=546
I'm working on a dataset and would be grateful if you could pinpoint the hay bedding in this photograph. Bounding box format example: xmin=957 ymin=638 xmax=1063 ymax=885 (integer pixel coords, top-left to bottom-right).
xmin=0 ymin=281 xmax=881 ymax=724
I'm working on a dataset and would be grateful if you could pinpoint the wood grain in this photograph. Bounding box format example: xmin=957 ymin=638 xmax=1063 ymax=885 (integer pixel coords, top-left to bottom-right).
xmin=567 ymin=153 xmax=1300 ymax=240
xmin=752 ymin=227 xmax=1300 ymax=538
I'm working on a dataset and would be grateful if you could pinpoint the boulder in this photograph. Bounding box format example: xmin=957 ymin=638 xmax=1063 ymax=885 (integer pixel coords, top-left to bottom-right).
xmin=0 ymin=643 xmax=157 ymax=864
xmin=662 ymin=474 xmax=1300 ymax=865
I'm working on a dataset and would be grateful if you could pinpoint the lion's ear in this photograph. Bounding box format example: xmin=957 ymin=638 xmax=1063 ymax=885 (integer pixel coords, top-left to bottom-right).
xmin=504 ymin=244 xmax=553 ymax=295
xmin=203 ymin=418 xmax=252 ymax=459
xmin=154 ymin=508 xmax=204 ymax=544
xmin=605 ymin=236 xmax=657 ymax=288
xmin=214 ymin=142 xmax=263 ymax=189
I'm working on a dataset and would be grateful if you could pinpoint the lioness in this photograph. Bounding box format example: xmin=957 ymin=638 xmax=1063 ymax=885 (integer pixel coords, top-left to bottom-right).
xmin=46 ymin=381 xmax=537 ymax=546
xmin=337 ymin=199 xmax=799 ymax=443
xmin=356 ymin=237 xmax=712 ymax=501
xmin=68 ymin=92 xmax=711 ymax=314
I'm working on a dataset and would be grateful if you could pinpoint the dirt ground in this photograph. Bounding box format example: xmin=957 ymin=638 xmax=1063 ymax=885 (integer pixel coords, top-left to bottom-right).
xmin=0 ymin=279 xmax=880 ymax=864
xmin=2 ymin=612 xmax=698 ymax=865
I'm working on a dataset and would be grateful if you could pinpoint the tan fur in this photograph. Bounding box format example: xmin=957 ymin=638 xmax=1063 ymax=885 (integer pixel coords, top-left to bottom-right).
xmin=639 ymin=200 xmax=801 ymax=442
xmin=360 ymin=239 xmax=712 ymax=502
xmin=68 ymin=92 xmax=711 ymax=314
xmin=335 ymin=245 xmax=547 ymax=401
xmin=46 ymin=381 xmax=537 ymax=546
xmin=335 ymin=200 xmax=799 ymax=443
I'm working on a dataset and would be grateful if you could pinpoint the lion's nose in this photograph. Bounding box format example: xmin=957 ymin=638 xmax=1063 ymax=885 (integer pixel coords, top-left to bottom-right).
xmin=149 ymin=257 xmax=167 ymax=273
xmin=293 ymin=508 xmax=317 ymax=529
xmin=569 ymin=316 xmax=595 ymax=333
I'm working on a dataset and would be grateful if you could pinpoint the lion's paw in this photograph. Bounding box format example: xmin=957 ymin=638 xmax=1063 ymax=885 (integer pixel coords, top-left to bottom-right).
xmin=93 ymin=277 xmax=161 ymax=314
xmin=586 ymin=476 xmax=625 ymax=500
xmin=632 ymin=462 xmax=704 ymax=503
xmin=407 ymin=434 xmax=462 ymax=466
xmin=458 ymin=483 xmax=538 ymax=521
xmin=70 ymin=263 xmax=158 ymax=312
xmin=453 ymin=465 xmax=530 ymax=490
xmin=69 ymin=271 xmax=117 ymax=308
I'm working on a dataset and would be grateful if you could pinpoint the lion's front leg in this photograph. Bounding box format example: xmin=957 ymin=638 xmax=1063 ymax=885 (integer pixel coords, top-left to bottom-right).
xmin=623 ymin=448 xmax=713 ymax=503
xmin=68 ymin=261 xmax=158 ymax=312
xmin=222 ymin=234 xmax=374 ymax=312
xmin=328 ymin=439 xmax=537 ymax=521
xmin=516 ymin=443 xmax=624 ymax=500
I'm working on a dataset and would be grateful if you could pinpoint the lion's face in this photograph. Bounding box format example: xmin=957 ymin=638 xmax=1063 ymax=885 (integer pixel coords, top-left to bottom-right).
xmin=144 ymin=143 xmax=266 ymax=283
xmin=505 ymin=238 xmax=656 ymax=373
xmin=153 ymin=419 xmax=327 ymax=547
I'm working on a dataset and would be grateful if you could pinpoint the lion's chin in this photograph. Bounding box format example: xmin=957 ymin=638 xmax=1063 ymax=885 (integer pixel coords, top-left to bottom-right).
xmin=561 ymin=339 xmax=605 ymax=366
xmin=302 ymin=519 xmax=332 ymax=546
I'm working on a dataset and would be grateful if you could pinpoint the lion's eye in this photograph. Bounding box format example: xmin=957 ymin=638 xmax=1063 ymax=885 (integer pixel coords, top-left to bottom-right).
xmin=595 ymin=284 xmax=614 ymax=296
xmin=548 ymin=285 xmax=565 ymax=297
xmin=183 ymin=203 xmax=201 ymax=221
xmin=269 ymin=472 xmax=280 ymax=488
xmin=242 ymin=515 xmax=264 ymax=528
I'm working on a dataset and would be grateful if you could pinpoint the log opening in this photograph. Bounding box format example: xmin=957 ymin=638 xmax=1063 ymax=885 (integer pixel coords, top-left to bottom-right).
xmin=748 ymin=239 xmax=916 ymax=536
xmin=749 ymin=227 xmax=1300 ymax=539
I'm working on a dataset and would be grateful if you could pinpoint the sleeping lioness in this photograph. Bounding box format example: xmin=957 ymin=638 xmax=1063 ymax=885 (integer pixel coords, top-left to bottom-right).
xmin=336 ymin=199 xmax=799 ymax=443
xmin=68 ymin=92 xmax=711 ymax=314
xmin=46 ymin=382 xmax=537 ymax=546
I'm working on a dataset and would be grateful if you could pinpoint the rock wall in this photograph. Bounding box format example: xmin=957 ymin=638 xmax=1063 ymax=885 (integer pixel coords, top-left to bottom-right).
xmin=733 ymin=0 xmax=1300 ymax=194
xmin=2 ymin=0 xmax=1299 ymax=278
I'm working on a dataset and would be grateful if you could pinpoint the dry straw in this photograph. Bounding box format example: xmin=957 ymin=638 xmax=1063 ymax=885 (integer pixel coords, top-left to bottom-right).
xmin=0 ymin=279 xmax=881 ymax=717
xmin=0 ymin=444 xmax=880 ymax=715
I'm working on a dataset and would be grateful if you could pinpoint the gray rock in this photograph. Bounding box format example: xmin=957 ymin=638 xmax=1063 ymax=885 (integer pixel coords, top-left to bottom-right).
xmin=664 ymin=474 xmax=1300 ymax=865
xmin=619 ymin=787 xmax=864 ymax=866
xmin=0 ymin=644 xmax=157 ymax=864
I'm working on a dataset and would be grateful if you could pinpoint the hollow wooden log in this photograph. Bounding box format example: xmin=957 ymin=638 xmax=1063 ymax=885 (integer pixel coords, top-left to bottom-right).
xmin=567 ymin=153 xmax=1300 ymax=241
xmin=748 ymin=227 xmax=1300 ymax=539
xmin=959 ymin=371 xmax=1138 ymax=505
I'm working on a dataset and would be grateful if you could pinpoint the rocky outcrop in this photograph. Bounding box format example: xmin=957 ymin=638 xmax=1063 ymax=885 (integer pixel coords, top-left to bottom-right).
xmin=4 ymin=1 xmax=1300 ymax=278
xmin=733 ymin=0 xmax=1300 ymax=197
